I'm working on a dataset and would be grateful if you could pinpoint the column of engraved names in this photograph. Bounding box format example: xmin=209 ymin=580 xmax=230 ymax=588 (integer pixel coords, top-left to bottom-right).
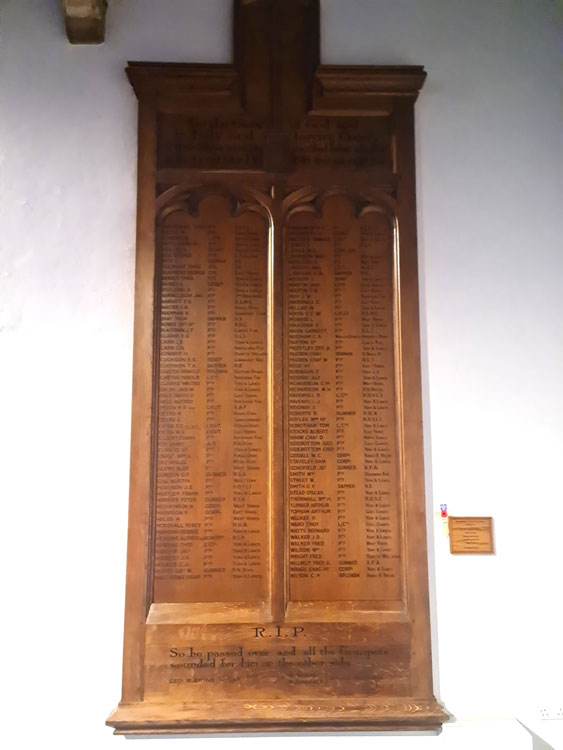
xmin=360 ymin=216 xmax=402 ymax=593
xmin=287 ymin=221 xmax=333 ymax=585
xmin=333 ymin=224 xmax=365 ymax=583
xmin=154 ymin=219 xmax=206 ymax=596
xmin=203 ymin=224 xmax=230 ymax=582
xmin=153 ymin=202 xmax=269 ymax=603
xmin=286 ymin=200 xmax=403 ymax=602
xmin=232 ymin=219 xmax=268 ymax=586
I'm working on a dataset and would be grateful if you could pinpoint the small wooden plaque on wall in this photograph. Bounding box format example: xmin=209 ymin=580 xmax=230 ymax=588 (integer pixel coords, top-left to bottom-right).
xmin=106 ymin=0 xmax=447 ymax=735
xmin=449 ymin=517 xmax=495 ymax=554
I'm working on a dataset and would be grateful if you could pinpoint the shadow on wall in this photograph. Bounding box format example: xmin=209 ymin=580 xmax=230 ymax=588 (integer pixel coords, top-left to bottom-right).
xmin=519 ymin=722 xmax=556 ymax=750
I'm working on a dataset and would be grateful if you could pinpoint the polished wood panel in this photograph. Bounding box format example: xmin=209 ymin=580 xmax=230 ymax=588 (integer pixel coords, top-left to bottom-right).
xmin=152 ymin=196 xmax=270 ymax=604
xmin=285 ymin=195 xmax=402 ymax=604
xmin=108 ymin=0 xmax=446 ymax=735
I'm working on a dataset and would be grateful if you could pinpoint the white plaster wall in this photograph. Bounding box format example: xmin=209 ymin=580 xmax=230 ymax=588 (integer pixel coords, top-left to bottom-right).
xmin=1 ymin=1 xmax=561 ymax=748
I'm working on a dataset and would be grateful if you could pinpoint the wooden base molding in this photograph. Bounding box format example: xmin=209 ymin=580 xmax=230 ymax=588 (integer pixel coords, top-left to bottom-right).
xmin=108 ymin=698 xmax=449 ymax=735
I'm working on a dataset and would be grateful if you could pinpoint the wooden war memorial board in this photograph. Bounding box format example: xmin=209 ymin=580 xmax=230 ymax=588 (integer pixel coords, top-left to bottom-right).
xmin=107 ymin=0 xmax=447 ymax=734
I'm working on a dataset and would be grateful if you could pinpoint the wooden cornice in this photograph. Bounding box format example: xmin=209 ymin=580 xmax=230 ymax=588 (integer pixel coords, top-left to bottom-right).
xmin=125 ymin=62 xmax=242 ymax=114
xmin=316 ymin=66 xmax=427 ymax=96
xmin=312 ymin=65 xmax=427 ymax=115
xmin=125 ymin=61 xmax=426 ymax=119
xmin=61 ymin=0 xmax=107 ymax=44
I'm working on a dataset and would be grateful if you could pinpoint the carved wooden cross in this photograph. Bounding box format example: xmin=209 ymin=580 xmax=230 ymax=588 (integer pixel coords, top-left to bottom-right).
xmin=127 ymin=0 xmax=425 ymax=176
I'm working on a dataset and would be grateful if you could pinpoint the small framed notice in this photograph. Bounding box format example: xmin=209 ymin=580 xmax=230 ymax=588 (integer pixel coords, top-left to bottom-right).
xmin=449 ymin=517 xmax=494 ymax=554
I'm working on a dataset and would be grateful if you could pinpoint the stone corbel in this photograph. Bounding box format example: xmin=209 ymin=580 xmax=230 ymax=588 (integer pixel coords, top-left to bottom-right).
xmin=61 ymin=0 xmax=107 ymax=44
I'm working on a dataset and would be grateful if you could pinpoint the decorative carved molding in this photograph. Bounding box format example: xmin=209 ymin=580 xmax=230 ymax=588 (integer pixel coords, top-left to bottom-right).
xmin=281 ymin=186 xmax=397 ymax=222
xmin=155 ymin=183 xmax=273 ymax=222
xmin=60 ymin=0 xmax=107 ymax=45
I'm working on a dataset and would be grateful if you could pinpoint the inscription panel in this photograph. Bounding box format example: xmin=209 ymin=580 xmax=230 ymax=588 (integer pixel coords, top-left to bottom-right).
xmin=158 ymin=114 xmax=265 ymax=170
xmin=285 ymin=195 xmax=402 ymax=604
xmin=153 ymin=195 xmax=270 ymax=603
xmin=144 ymin=622 xmax=411 ymax=700
xmin=293 ymin=117 xmax=392 ymax=170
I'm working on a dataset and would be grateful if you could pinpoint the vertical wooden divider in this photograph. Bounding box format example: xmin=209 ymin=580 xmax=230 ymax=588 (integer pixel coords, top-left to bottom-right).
xmin=120 ymin=99 xmax=156 ymax=704
xmin=271 ymin=182 xmax=287 ymax=624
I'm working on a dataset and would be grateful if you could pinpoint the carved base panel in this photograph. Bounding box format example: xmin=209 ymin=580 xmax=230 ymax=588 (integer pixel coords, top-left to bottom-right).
xmin=108 ymin=698 xmax=448 ymax=735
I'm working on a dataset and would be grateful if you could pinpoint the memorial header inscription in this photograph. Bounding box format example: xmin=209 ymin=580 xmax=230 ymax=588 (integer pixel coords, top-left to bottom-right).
xmin=107 ymin=0 xmax=447 ymax=734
